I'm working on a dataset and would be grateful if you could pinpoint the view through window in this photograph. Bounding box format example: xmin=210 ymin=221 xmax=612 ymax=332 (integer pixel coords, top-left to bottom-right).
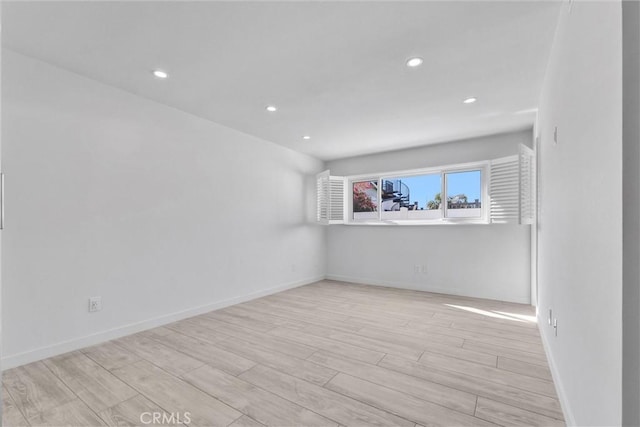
xmin=352 ymin=180 xmax=378 ymax=220
xmin=445 ymin=170 xmax=482 ymax=218
xmin=350 ymin=167 xmax=484 ymax=222
xmin=380 ymin=174 xmax=442 ymax=220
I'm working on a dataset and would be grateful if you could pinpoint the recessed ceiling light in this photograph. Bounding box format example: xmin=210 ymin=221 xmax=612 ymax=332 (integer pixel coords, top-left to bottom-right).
xmin=152 ymin=70 xmax=168 ymax=79
xmin=265 ymin=105 xmax=278 ymax=112
xmin=463 ymin=97 xmax=478 ymax=104
xmin=303 ymin=135 xmax=311 ymax=140
xmin=406 ymin=57 xmax=423 ymax=68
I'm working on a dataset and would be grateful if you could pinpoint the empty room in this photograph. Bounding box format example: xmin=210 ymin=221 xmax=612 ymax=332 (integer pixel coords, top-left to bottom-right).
xmin=1 ymin=1 xmax=639 ymax=427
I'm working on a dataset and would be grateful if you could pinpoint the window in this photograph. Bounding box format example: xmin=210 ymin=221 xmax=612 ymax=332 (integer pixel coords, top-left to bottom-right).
xmin=444 ymin=170 xmax=482 ymax=218
xmin=352 ymin=180 xmax=378 ymax=220
xmin=316 ymin=144 xmax=535 ymax=226
xmin=380 ymin=173 xmax=442 ymax=220
xmin=347 ymin=162 xmax=488 ymax=224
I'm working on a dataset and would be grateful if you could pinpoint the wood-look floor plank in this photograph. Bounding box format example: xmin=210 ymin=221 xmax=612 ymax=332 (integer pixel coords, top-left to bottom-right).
xmin=379 ymin=354 xmax=564 ymax=420
xmin=268 ymin=326 xmax=384 ymax=364
xmin=187 ymin=315 xmax=318 ymax=359
xmin=462 ymin=340 xmax=549 ymax=367
xmin=165 ymin=319 xmax=232 ymax=344
xmin=474 ymin=397 xmax=565 ymax=426
xmin=111 ymin=360 xmax=241 ymax=427
xmin=417 ymin=351 xmax=557 ymax=398
xmin=204 ymin=311 xmax=275 ymax=333
xmin=421 ymin=343 xmax=497 ymax=367
xmin=243 ymin=299 xmax=366 ymax=333
xmin=450 ymin=318 xmax=541 ymax=337
xmin=406 ymin=323 xmax=545 ymax=355
xmin=429 ymin=312 xmax=538 ymax=332
xmin=27 ymin=399 xmax=105 ymax=427
xmin=81 ymin=341 xmax=141 ymax=372
xmin=301 ymin=325 xmax=424 ymax=361
xmin=115 ymin=333 xmax=204 ymax=377
xmin=357 ymin=326 xmax=465 ymax=349
xmin=3 ymin=386 xmax=30 ymax=427
xmin=221 ymin=305 xmax=296 ymax=327
xmin=214 ymin=336 xmax=337 ymax=386
xmin=3 ymin=362 xmax=77 ymax=420
xmin=350 ymin=324 xmax=498 ymax=367
xmin=149 ymin=331 xmax=257 ymax=376
xmin=449 ymin=322 xmax=543 ymax=344
xmin=308 ymin=350 xmax=477 ymax=415
xmin=426 ymin=312 xmax=533 ymax=330
xmin=181 ymin=364 xmax=337 ymax=427
xmin=239 ymin=364 xmax=414 ymax=427
xmin=98 ymin=395 xmax=174 ymax=427
xmin=302 ymin=303 xmax=412 ymax=328
xmin=144 ymin=326 xmax=173 ymax=337
xmin=497 ymin=356 xmax=553 ymax=381
xmin=2 ymin=281 xmax=564 ymax=427
xmin=325 ymin=373 xmax=496 ymax=427
xmin=42 ymin=352 xmax=137 ymax=413
xmin=326 ymin=302 xmax=432 ymax=324
xmin=269 ymin=289 xmax=418 ymax=320
xmin=228 ymin=415 xmax=265 ymax=427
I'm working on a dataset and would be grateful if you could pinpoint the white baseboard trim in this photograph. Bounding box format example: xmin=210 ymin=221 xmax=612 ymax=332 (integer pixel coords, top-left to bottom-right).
xmin=539 ymin=318 xmax=575 ymax=426
xmin=325 ymin=274 xmax=530 ymax=305
xmin=2 ymin=275 xmax=324 ymax=370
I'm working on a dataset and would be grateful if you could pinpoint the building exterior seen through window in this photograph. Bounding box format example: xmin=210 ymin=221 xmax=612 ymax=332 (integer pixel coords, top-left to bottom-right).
xmin=351 ymin=169 xmax=482 ymax=221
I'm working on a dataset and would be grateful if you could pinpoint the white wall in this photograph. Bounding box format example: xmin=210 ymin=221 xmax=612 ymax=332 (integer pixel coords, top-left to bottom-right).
xmin=0 ymin=2 xmax=4 ymax=421
xmin=326 ymin=130 xmax=532 ymax=304
xmin=623 ymin=1 xmax=640 ymax=425
xmin=1 ymin=50 xmax=326 ymax=369
xmin=536 ymin=2 xmax=622 ymax=425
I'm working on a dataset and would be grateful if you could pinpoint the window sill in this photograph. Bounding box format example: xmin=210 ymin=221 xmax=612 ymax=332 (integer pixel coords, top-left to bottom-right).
xmin=343 ymin=219 xmax=490 ymax=226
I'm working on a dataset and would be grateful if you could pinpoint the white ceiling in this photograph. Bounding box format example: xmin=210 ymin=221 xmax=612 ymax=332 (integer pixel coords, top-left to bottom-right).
xmin=3 ymin=1 xmax=561 ymax=160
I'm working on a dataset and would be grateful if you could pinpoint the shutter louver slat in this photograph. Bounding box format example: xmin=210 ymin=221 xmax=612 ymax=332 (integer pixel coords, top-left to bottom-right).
xmin=519 ymin=145 xmax=536 ymax=225
xmin=489 ymin=144 xmax=536 ymax=225
xmin=328 ymin=177 xmax=345 ymax=222
xmin=489 ymin=155 xmax=519 ymax=224
xmin=316 ymin=170 xmax=345 ymax=224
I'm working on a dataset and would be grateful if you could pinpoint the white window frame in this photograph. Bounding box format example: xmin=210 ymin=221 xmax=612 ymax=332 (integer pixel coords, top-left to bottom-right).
xmin=346 ymin=161 xmax=489 ymax=225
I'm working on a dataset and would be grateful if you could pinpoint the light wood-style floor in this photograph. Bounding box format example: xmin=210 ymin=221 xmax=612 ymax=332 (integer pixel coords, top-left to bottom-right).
xmin=2 ymin=281 xmax=565 ymax=427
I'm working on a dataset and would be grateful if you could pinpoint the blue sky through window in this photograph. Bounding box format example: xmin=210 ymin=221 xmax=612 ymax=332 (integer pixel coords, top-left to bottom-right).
xmin=389 ymin=170 xmax=481 ymax=209
xmin=391 ymin=174 xmax=440 ymax=209
xmin=446 ymin=170 xmax=481 ymax=202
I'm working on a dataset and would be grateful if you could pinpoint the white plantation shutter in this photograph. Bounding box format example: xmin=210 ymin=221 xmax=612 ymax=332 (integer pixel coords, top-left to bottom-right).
xmin=489 ymin=155 xmax=520 ymax=223
xmin=519 ymin=145 xmax=536 ymax=224
xmin=328 ymin=176 xmax=345 ymax=222
xmin=489 ymin=144 xmax=536 ymax=224
xmin=316 ymin=171 xmax=329 ymax=223
xmin=316 ymin=170 xmax=345 ymax=224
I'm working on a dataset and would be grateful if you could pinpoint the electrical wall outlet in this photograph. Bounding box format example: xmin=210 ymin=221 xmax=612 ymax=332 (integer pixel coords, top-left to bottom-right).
xmin=413 ymin=264 xmax=427 ymax=274
xmin=548 ymin=309 xmax=553 ymax=325
xmin=88 ymin=296 xmax=102 ymax=313
xmin=553 ymin=318 xmax=558 ymax=337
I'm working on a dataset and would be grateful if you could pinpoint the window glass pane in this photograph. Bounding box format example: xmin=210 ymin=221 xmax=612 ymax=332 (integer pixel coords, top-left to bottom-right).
xmin=445 ymin=170 xmax=482 ymax=218
xmin=381 ymin=174 xmax=442 ymax=220
xmin=353 ymin=180 xmax=378 ymax=220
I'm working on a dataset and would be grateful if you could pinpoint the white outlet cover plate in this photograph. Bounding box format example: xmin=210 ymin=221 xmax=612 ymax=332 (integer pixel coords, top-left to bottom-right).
xmin=89 ymin=297 xmax=102 ymax=312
